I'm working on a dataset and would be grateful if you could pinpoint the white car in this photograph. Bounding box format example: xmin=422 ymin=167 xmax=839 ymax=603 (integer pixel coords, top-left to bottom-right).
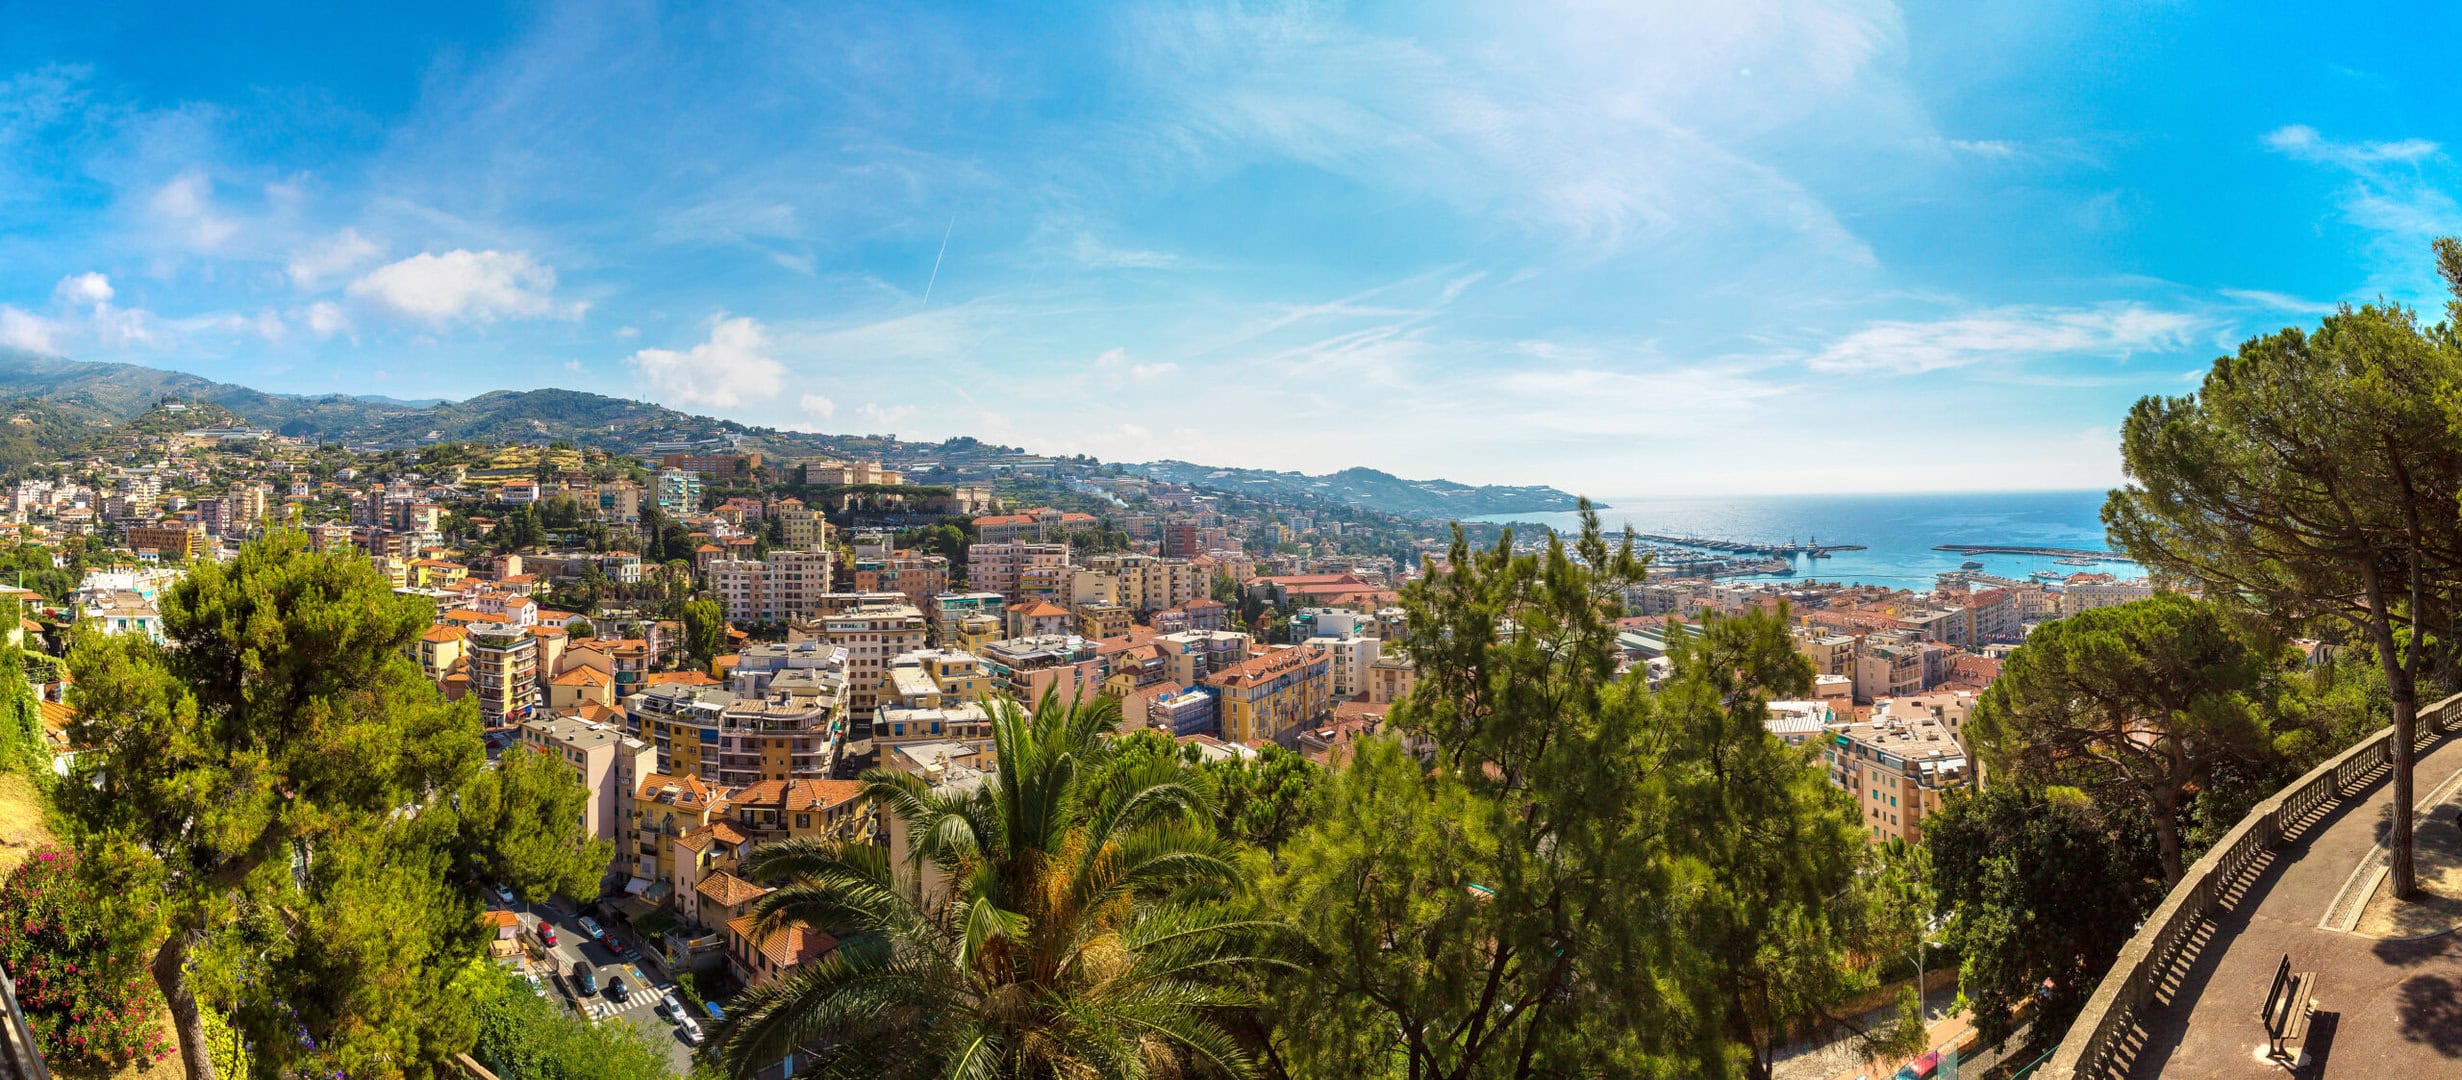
xmin=656 ymin=990 xmax=684 ymax=1018
xmin=677 ymin=1017 xmax=705 ymax=1046
xmin=577 ymin=915 xmax=604 ymax=940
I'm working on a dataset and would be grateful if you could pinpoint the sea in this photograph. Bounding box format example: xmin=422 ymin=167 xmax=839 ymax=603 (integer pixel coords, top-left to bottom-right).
xmin=1468 ymin=489 xmax=2147 ymax=591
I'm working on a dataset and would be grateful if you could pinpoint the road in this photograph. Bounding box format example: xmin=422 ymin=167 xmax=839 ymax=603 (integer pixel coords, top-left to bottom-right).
xmin=504 ymin=891 xmax=702 ymax=1077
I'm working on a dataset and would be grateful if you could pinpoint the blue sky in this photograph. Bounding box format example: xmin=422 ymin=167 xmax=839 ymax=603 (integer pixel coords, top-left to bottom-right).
xmin=2 ymin=1 xmax=2458 ymax=496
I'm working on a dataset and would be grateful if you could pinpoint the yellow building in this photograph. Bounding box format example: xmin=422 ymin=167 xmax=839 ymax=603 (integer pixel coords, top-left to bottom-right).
xmin=1074 ymin=601 xmax=1133 ymax=641
xmin=772 ymin=498 xmax=834 ymax=551
xmin=726 ymin=778 xmax=869 ymax=844
xmin=1205 ymin=644 xmax=1332 ymax=746
xmin=418 ymin=624 xmax=468 ymax=683
xmin=546 ymin=664 xmax=615 ymax=711
xmin=631 ymin=772 xmax=734 ymax=885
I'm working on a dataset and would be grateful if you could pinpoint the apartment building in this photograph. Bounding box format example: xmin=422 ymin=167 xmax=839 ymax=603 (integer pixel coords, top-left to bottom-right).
xmin=771 ymin=498 xmax=834 ymax=551
xmin=819 ymin=603 xmax=929 ymax=723
xmin=1206 ymin=644 xmax=1332 ymax=746
xmin=467 ymin=623 xmax=539 ymax=727
xmin=1367 ymin=653 xmax=1417 ymax=704
xmin=1821 ymin=705 xmax=1971 ymax=846
xmin=418 ymin=624 xmax=467 ymax=682
xmin=883 ymin=649 xmax=995 ymax=711
xmin=517 ymin=713 xmax=656 ymax=855
xmin=1080 ymin=552 xmax=1207 ymax=613
xmin=630 ymin=772 xmax=733 ymax=886
xmin=1794 ymin=632 xmax=1858 ymax=678
xmin=705 ymin=549 xmax=839 ymax=624
xmin=712 ymin=667 xmax=851 ymax=787
xmin=801 ymin=459 xmax=901 ymax=486
xmin=1306 ymin=634 xmax=1380 ymax=700
xmin=1853 ymin=638 xmax=1928 ymax=705
xmin=654 ymin=468 xmax=702 ymax=516
xmin=125 ymin=523 xmax=205 ymax=559
xmin=979 ymin=634 xmax=1102 ymax=705
xmin=1157 ymin=629 xmax=1253 ymax=689
xmin=851 ymin=552 xmax=950 ymax=609
xmin=730 ymin=640 xmax=847 ymax=695
xmin=967 ymin=542 xmax=1071 ymax=599
xmin=727 ymin=778 xmax=870 ymax=846
xmin=877 ymin=701 xmax=996 ymax=762
xmin=972 ymin=507 xmax=1099 ymax=544
xmin=2061 ymin=576 xmax=2156 ymax=615
xmin=595 ymin=481 xmax=643 ymax=523
xmin=627 ymin=684 xmax=736 ymax=782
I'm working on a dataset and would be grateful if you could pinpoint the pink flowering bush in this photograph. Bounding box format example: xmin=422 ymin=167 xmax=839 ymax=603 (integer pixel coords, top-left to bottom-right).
xmin=0 ymin=848 xmax=172 ymax=1069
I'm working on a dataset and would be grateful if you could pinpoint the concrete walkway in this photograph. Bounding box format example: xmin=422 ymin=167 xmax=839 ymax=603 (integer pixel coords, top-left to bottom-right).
xmin=2115 ymin=730 xmax=2462 ymax=1078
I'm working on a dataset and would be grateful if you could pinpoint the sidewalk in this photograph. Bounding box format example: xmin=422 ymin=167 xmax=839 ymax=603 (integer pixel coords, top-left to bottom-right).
xmin=1824 ymin=1009 xmax=1977 ymax=1080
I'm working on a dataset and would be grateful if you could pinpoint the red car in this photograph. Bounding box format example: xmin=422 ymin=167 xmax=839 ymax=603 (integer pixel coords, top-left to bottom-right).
xmin=537 ymin=923 xmax=558 ymax=947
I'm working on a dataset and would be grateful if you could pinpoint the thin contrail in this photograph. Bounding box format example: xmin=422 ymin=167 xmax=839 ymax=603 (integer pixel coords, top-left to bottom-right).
xmin=921 ymin=216 xmax=954 ymax=305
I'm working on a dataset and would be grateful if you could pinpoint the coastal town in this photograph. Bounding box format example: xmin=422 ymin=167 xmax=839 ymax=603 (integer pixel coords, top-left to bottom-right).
xmin=0 ymin=398 xmax=2158 ymax=1055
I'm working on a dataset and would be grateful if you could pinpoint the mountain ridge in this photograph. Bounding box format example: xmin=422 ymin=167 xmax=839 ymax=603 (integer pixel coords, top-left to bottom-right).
xmin=0 ymin=350 xmax=1587 ymax=519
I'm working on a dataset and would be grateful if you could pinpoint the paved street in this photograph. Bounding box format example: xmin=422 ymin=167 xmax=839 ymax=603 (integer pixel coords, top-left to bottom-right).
xmin=509 ymin=894 xmax=704 ymax=1076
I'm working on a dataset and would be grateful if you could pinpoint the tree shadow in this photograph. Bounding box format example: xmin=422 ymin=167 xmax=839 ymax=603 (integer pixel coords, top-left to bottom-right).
xmin=2397 ymin=974 xmax=2462 ymax=1057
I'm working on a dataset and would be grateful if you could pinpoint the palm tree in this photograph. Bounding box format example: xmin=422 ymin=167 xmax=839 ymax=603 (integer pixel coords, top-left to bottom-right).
xmin=711 ymin=692 xmax=1277 ymax=1080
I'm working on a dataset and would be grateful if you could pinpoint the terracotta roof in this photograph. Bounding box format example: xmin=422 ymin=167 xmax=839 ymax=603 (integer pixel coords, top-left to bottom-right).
xmin=637 ymin=772 xmax=728 ymax=809
xmin=422 ymin=624 xmax=468 ymax=643
xmin=733 ymin=778 xmax=866 ymax=814
xmin=480 ymin=909 xmax=519 ymax=930
xmin=695 ymin=870 xmax=771 ymax=908
xmin=677 ymin=819 xmax=751 ymax=855
xmin=643 ymin=670 xmax=720 ymax=687
xmin=568 ymin=702 xmax=626 ymax=726
xmin=1016 ymin=601 xmax=1069 ymax=618
xmin=549 ymin=666 xmax=612 ymax=687
xmin=1208 ymin=645 xmax=1326 ymax=687
xmin=725 ymin=914 xmax=838 ymax=971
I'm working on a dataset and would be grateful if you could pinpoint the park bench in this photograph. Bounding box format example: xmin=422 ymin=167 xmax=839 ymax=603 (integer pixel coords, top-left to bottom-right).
xmin=2259 ymin=953 xmax=2315 ymax=1064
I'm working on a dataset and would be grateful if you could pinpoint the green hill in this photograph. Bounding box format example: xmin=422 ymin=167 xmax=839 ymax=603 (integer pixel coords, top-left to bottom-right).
xmin=0 ymin=349 xmax=1585 ymax=519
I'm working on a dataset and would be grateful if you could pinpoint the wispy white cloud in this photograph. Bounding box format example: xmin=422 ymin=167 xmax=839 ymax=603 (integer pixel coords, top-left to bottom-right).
xmin=2263 ymin=124 xmax=2439 ymax=167
xmin=1804 ymin=304 xmax=2204 ymax=376
xmin=287 ymin=228 xmax=383 ymax=289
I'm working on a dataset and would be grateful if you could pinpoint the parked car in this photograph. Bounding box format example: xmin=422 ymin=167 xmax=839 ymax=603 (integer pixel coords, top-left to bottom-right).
xmin=571 ymin=961 xmax=598 ymax=996
xmin=607 ymin=935 xmax=632 ymax=960
xmin=577 ymin=916 xmax=604 ymax=940
xmin=488 ymin=882 xmax=517 ymax=906
xmin=656 ymin=990 xmax=682 ymax=1018
xmin=677 ymin=1017 xmax=705 ymax=1046
xmin=536 ymin=923 xmax=557 ymax=947
xmin=605 ymin=976 xmax=629 ymax=1003
xmin=703 ymin=1000 xmax=724 ymax=1023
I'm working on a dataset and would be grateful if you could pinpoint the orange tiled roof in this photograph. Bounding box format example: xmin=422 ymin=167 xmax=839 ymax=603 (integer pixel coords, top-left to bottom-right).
xmin=695 ymin=870 xmax=771 ymax=908
xmin=549 ymin=666 xmax=611 ymax=687
xmin=725 ymin=914 xmax=838 ymax=970
xmin=643 ymin=670 xmax=720 ymax=687
xmin=733 ymin=778 xmax=866 ymax=814
xmin=422 ymin=624 xmax=469 ymax=643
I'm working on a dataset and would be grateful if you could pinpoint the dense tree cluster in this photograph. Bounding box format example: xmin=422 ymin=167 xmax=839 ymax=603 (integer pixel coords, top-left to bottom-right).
xmin=49 ymin=532 xmax=607 ymax=1080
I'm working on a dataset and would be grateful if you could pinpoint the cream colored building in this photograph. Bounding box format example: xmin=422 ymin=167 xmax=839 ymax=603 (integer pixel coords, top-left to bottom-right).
xmin=706 ymin=549 xmax=838 ymax=624
xmin=821 ymin=603 xmax=929 ymax=718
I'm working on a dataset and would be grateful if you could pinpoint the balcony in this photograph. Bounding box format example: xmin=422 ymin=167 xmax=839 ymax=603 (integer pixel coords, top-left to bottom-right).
xmin=2045 ymin=695 xmax=2462 ymax=1078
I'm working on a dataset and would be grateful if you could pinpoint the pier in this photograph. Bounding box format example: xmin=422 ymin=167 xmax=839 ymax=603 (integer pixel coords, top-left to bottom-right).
xmin=1931 ymin=543 xmax=2130 ymax=560
xmin=1633 ymin=533 xmax=1867 ymax=558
